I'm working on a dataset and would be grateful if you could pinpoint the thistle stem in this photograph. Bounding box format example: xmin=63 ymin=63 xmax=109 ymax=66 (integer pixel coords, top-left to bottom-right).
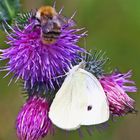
xmin=4 ymin=0 xmax=14 ymax=18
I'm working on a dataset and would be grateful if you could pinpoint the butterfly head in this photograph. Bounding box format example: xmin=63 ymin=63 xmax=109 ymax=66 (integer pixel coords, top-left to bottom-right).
xmin=78 ymin=61 xmax=86 ymax=69
xmin=68 ymin=61 xmax=86 ymax=75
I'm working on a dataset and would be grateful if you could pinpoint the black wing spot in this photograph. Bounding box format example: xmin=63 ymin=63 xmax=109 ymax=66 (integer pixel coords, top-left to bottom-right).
xmin=87 ymin=105 xmax=92 ymax=111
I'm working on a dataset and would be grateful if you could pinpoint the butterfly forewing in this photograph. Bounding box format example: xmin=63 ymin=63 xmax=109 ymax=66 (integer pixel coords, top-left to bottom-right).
xmin=77 ymin=69 xmax=109 ymax=125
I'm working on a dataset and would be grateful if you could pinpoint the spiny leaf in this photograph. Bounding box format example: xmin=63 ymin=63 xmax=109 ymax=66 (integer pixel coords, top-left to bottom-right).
xmin=0 ymin=0 xmax=20 ymax=29
xmin=14 ymin=11 xmax=34 ymax=29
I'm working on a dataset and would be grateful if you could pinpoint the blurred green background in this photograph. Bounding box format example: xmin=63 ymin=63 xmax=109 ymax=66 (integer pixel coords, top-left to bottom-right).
xmin=0 ymin=0 xmax=140 ymax=140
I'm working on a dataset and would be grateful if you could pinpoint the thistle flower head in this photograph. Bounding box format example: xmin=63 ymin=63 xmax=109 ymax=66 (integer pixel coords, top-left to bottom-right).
xmin=100 ymin=71 xmax=137 ymax=116
xmin=16 ymin=96 xmax=53 ymax=140
xmin=84 ymin=50 xmax=109 ymax=77
xmin=23 ymin=50 xmax=108 ymax=95
xmin=0 ymin=9 xmax=86 ymax=90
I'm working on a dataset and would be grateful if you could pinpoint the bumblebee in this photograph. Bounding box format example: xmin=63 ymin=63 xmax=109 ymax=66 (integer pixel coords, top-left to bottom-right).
xmin=35 ymin=6 xmax=66 ymax=44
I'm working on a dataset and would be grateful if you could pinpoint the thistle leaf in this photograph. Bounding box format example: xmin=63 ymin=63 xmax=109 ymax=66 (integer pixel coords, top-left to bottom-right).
xmin=14 ymin=11 xmax=34 ymax=29
xmin=0 ymin=0 xmax=20 ymax=29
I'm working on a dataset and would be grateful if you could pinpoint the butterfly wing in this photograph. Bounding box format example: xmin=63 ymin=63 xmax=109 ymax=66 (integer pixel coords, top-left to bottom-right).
xmin=49 ymin=71 xmax=84 ymax=130
xmin=77 ymin=69 xmax=109 ymax=125
xmin=49 ymin=68 xmax=109 ymax=130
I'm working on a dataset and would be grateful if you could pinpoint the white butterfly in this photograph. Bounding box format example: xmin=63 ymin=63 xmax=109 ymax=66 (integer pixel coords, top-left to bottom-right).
xmin=49 ymin=62 xmax=109 ymax=130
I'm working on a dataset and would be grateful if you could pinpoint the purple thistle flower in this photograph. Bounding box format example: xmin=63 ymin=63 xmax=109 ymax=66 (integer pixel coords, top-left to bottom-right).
xmin=16 ymin=96 xmax=53 ymax=140
xmin=0 ymin=10 xmax=86 ymax=90
xmin=100 ymin=71 xmax=137 ymax=116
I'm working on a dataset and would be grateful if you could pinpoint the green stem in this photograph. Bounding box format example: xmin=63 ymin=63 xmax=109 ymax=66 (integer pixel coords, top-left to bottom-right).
xmin=4 ymin=0 xmax=14 ymax=18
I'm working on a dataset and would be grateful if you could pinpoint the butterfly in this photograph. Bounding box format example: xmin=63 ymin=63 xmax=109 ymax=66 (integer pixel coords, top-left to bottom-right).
xmin=49 ymin=61 xmax=109 ymax=130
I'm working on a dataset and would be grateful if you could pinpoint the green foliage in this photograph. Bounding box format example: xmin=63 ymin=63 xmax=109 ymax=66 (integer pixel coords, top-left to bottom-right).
xmin=15 ymin=11 xmax=32 ymax=29
xmin=0 ymin=0 xmax=20 ymax=29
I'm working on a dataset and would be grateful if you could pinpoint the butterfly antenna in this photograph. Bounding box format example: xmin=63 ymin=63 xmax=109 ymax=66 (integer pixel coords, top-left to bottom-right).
xmin=51 ymin=73 xmax=68 ymax=80
xmin=83 ymin=37 xmax=88 ymax=61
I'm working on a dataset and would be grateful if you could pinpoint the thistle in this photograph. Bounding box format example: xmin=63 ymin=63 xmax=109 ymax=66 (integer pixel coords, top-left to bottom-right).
xmin=0 ymin=8 xmax=86 ymax=91
xmin=16 ymin=96 xmax=53 ymax=140
xmin=100 ymin=71 xmax=137 ymax=116
xmin=84 ymin=50 xmax=109 ymax=77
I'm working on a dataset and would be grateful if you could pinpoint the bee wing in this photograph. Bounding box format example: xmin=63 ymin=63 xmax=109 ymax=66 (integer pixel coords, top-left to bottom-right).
xmin=57 ymin=14 xmax=76 ymax=27
xmin=49 ymin=68 xmax=109 ymax=130
xmin=42 ymin=20 xmax=54 ymax=33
